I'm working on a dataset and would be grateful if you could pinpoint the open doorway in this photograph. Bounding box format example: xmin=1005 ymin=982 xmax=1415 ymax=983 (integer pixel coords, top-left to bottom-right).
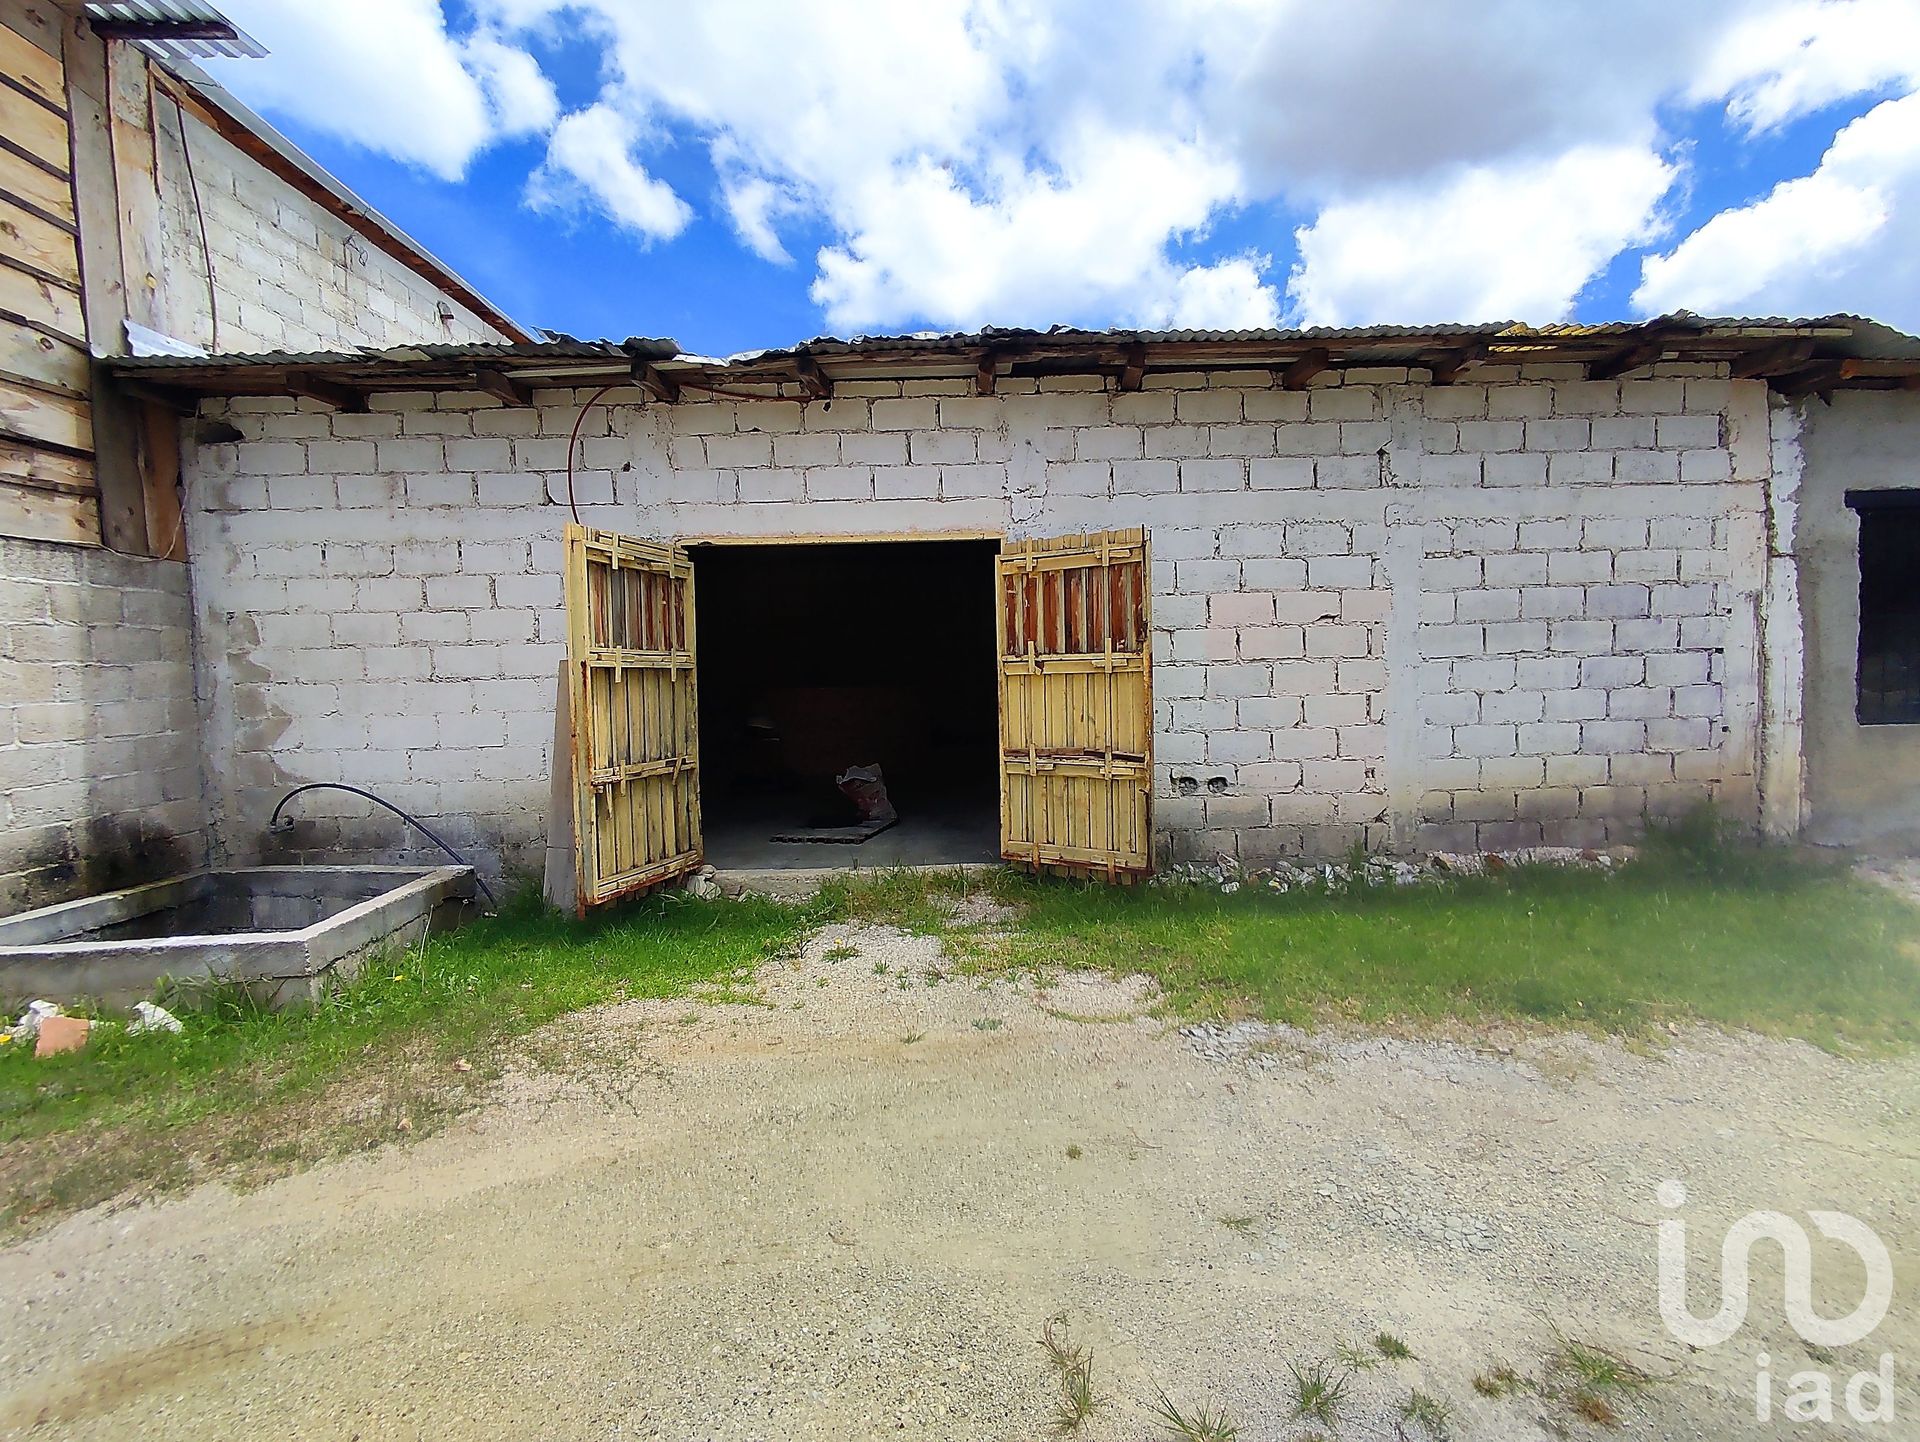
xmin=691 ymin=538 xmax=1002 ymax=870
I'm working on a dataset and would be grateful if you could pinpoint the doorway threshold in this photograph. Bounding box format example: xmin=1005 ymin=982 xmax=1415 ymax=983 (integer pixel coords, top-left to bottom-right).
xmin=710 ymin=861 xmax=1002 ymax=901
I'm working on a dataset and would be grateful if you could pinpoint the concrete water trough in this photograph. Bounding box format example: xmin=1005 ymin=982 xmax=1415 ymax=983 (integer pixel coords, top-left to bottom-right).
xmin=0 ymin=866 xmax=478 ymax=1009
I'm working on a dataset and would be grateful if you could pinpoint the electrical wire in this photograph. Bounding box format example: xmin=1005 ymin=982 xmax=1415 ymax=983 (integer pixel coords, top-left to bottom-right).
xmin=171 ymin=95 xmax=220 ymax=354
xmin=564 ymin=381 xmax=622 ymax=524
xmin=268 ymin=783 xmax=500 ymax=912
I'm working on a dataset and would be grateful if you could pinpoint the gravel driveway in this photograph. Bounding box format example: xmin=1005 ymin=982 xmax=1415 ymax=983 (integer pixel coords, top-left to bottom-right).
xmin=1 ymin=921 xmax=1914 ymax=1440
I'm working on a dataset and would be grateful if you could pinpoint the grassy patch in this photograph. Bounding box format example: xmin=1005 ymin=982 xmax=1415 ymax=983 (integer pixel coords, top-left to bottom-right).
xmin=0 ymin=888 xmax=817 ymax=1232
xmin=838 ymin=838 xmax=1920 ymax=1052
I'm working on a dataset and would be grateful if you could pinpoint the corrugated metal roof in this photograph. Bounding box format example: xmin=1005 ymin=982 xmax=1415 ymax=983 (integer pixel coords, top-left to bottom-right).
xmin=115 ymin=337 xmax=674 ymax=370
xmin=106 ymin=315 xmax=1920 ymax=398
xmin=84 ymin=2 xmax=267 ymax=61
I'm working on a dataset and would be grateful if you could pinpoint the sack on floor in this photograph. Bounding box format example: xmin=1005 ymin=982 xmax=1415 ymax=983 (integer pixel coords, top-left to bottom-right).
xmin=835 ymin=764 xmax=897 ymax=824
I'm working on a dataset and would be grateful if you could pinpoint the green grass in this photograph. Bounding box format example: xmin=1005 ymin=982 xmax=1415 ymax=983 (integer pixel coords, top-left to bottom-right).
xmin=6 ymin=822 xmax=1917 ymax=1231
xmin=0 ymin=887 xmax=818 ymax=1230
xmin=910 ymin=840 xmax=1920 ymax=1052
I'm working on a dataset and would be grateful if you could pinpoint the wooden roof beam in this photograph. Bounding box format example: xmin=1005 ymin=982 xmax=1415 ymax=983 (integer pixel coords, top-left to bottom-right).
xmin=1278 ymin=348 xmax=1331 ymax=390
xmin=1730 ymin=339 xmax=1816 ymax=379
xmin=793 ymin=353 xmax=832 ymax=401
xmin=286 ymin=371 xmax=367 ymax=412
xmin=1775 ymin=358 xmax=1860 ymax=398
xmin=474 ymin=367 xmax=533 ymax=406
xmin=1586 ymin=337 xmax=1670 ymax=381
xmin=632 ymin=361 xmax=679 ymax=404
xmin=1117 ymin=342 xmax=1148 ymax=392
xmin=1427 ymin=346 xmax=1486 ymax=385
xmin=974 ymin=352 xmax=1000 ymax=396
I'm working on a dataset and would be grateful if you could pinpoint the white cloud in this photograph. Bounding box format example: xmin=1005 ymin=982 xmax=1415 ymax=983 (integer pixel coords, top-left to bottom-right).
xmin=217 ymin=0 xmax=1920 ymax=337
xmin=461 ymin=32 xmax=560 ymax=137
xmin=720 ymin=175 xmax=801 ymax=265
xmin=211 ymin=0 xmax=539 ymax=180
xmin=1288 ymin=145 xmax=1679 ymax=326
xmin=1634 ymin=92 xmax=1920 ymax=327
xmin=808 ymin=132 xmax=1266 ymax=332
xmin=1690 ymin=0 xmax=1920 ymax=131
xmin=528 ymin=105 xmax=692 ymax=242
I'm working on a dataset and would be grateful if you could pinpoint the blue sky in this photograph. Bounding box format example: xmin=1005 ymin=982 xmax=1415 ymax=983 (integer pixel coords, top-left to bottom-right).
xmin=209 ymin=1 xmax=1920 ymax=355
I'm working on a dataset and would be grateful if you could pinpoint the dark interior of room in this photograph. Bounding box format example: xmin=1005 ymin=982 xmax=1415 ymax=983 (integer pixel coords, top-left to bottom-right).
xmin=692 ymin=540 xmax=1001 ymax=868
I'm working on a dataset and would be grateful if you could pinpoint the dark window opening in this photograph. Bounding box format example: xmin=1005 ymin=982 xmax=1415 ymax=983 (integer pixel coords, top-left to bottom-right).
xmin=1851 ymin=493 xmax=1920 ymax=725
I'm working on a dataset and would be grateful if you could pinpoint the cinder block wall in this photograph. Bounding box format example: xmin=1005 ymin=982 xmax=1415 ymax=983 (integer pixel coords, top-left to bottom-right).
xmin=0 ymin=540 xmax=204 ymax=911
xmin=183 ymin=363 xmax=1775 ymax=880
xmin=151 ymin=105 xmax=506 ymax=353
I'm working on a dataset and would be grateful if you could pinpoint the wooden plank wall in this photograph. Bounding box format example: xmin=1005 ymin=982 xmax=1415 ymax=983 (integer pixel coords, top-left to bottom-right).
xmin=0 ymin=10 xmax=99 ymax=547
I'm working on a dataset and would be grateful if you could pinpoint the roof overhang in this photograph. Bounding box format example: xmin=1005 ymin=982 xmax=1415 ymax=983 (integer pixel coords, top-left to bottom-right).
xmin=105 ymin=315 xmax=1920 ymax=412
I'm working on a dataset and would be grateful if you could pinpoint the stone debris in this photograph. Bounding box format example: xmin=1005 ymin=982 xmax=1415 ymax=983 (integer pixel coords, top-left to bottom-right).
xmin=34 ymin=1014 xmax=92 ymax=1058
xmin=683 ymin=866 xmax=722 ymax=900
xmin=1153 ymin=845 xmax=1629 ymax=895
xmin=128 ymin=1001 xmax=184 ymax=1036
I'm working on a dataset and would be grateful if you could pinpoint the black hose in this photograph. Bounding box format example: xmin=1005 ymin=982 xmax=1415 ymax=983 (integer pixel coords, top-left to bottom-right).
xmin=267 ymin=783 xmax=500 ymax=912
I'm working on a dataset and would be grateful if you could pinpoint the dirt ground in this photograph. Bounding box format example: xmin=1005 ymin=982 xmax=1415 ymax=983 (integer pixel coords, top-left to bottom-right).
xmin=0 ymin=920 xmax=1914 ymax=1441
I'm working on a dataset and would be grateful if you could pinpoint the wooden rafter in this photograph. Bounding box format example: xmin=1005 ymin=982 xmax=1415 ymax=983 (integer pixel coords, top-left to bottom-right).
xmin=632 ymin=361 xmax=679 ymax=404
xmin=1776 ymin=358 xmax=1861 ymax=398
xmin=974 ymin=352 xmax=998 ymax=396
xmin=1117 ymin=341 xmax=1147 ymax=392
xmin=1278 ymin=348 xmax=1330 ymax=390
xmin=793 ymin=353 xmax=831 ymax=400
xmin=1586 ymin=338 xmax=1669 ymax=381
xmin=473 ymin=367 xmax=531 ymax=405
xmin=285 ymin=370 xmax=366 ymax=412
xmin=1427 ymin=346 xmax=1485 ymax=386
xmin=1730 ymin=339 xmax=1816 ymax=379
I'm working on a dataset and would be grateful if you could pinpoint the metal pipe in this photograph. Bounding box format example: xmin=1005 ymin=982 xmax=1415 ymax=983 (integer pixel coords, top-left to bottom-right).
xmin=267 ymin=783 xmax=500 ymax=912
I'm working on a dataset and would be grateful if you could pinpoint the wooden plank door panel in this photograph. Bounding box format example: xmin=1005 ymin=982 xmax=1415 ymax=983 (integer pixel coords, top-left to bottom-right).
xmin=563 ymin=523 xmax=702 ymax=910
xmin=996 ymin=528 xmax=1152 ymax=879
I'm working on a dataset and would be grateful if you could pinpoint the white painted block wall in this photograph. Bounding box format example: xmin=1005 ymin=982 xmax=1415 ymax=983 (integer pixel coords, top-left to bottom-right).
xmin=151 ymin=105 xmax=506 ymax=354
xmin=183 ymin=363 xmax=1777 ymax=881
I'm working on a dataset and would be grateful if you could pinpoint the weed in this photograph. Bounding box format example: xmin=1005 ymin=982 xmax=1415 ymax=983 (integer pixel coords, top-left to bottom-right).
xmin=901 ymin=1031 xmax=925 ymax=1045
xmin=1219 ymin=1214 xmax=1259 ymax=1234
xmin=1039 ymin=1314 xmax=1086 ymax=1371
xmin=972 ymin=1017 xmax=1003 ymax=1031
xmin=1051 ymin=1354 xmax=1099 ymax=1434
xmin=1572 ymin=1392 xmax=1618 ymax=1426
xmin=821 ymin=943 xmax=860 ymax=963
xmin=1374 ymin=1331 xmax=1414 ymax=1361
xmin=1400 ymin=1389 xmax=1452 ymax=1438
xmin=1546 ymin=1338 xmax=1647 ymax=1428
xmin=871 ymin=960 xmax=890 ymax=975
xmin=1038 ymin=1315 xmax=1100 ymax=1434
xmin=1065 ymin=1144 xmax=1083 ymax=1160
xmin=1287 ymin=1358 xmax=1352 ymax=1430
xmin=1472 ymin=1365 xmax=1524 ymax=1398
xmin=1148 ymin=1389 xmax=1238 ymax=1441
xmin=1333 ymin=1339 xmax=1379 ymax=1371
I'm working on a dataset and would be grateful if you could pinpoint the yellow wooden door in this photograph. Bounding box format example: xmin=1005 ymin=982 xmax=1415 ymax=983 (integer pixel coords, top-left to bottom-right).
xmin=563 ymin=524 xmax=702 ymax=911
xmin=997 ymin=528 xmax=1152 ymax=879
